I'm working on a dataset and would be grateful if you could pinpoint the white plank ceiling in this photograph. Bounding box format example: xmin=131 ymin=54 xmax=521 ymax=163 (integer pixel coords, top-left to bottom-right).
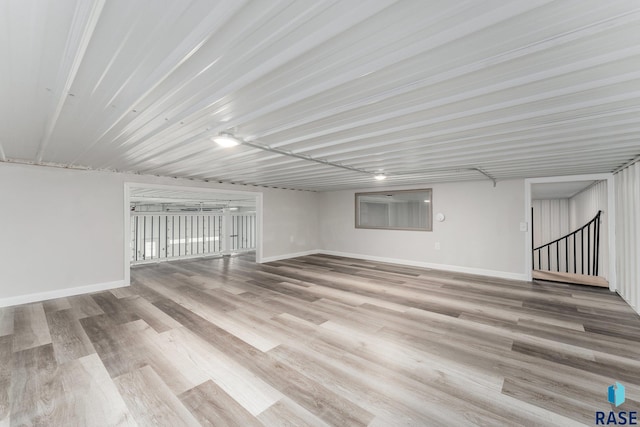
xmin=1 ymin=0 xmax=639 ymax=191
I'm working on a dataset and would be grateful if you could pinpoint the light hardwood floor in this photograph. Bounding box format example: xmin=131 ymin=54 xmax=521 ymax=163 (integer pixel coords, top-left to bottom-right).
xmin=1 ymin=254 xmax=639 ymax=426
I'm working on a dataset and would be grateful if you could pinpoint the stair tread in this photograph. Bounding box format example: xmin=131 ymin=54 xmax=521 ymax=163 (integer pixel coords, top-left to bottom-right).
xmin=532 ymin=270 xmax=609 ymax=288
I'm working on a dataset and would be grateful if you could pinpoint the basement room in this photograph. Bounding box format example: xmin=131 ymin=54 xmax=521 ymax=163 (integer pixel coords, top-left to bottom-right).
xmin=1 ymin=1 xmax=639 ymax=426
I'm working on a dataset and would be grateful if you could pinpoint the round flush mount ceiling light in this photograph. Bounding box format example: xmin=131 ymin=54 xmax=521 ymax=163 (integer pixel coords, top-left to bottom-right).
xmin=212 ymin=133 xmax=241 ymax=147
xmin=374 ymin=173 xmax=386 ymax=181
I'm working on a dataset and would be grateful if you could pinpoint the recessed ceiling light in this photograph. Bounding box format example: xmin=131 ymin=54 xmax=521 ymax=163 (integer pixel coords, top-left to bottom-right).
xmin=374 ymin=173 xmax=386 ymax=180
xmin=212 ymin=133 xmax=241 ymax=147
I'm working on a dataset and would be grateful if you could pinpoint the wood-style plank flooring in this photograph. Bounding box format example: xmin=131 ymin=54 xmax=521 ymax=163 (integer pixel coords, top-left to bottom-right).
xmin=1 ymin=253 xmax=640 ymax=426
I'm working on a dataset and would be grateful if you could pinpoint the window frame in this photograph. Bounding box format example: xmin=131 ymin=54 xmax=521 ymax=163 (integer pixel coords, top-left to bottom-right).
xmin=355 ymin=188 xmax=433 ymax=231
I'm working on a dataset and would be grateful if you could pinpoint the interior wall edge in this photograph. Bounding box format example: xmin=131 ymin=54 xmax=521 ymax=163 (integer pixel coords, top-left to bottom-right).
xmin=0 ymin=279 xmax=127 ymax=308
xmin=614 ymin=161 xmax=639 ymax=313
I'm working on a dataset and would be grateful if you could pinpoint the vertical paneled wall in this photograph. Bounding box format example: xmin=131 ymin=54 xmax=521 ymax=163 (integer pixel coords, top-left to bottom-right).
xmin=569 ymin=180 xmax=608 ymax=278
xmin=532 ymin=199 xmax=570 ymax=272
xmin=532 ymin=199 xmax=570 ymax=248
xmin=615 ymin=162 xmax=640 ymax=314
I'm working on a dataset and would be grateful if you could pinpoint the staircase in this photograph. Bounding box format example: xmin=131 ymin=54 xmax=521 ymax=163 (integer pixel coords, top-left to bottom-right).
xmin=532 ymin=210 xmax=607 ymax=287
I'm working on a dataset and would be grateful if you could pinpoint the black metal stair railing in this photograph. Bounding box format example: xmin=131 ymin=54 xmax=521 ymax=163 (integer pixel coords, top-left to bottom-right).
xmin=532 ymin=210 xmax=602 ymax=276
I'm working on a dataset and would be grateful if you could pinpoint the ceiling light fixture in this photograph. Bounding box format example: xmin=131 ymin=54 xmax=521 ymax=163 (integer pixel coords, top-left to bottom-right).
xmin=212 ymin=133 xmax=241 ymax=147
xmin=374 ymin=173 xmax=386 ymax=181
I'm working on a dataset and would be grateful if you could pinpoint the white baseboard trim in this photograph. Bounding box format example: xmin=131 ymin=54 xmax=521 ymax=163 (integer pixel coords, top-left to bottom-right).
xmin=0 ymin=280 xmax=128 ymax=308
xmin=316 ymin=250 xmax=528 ymax=281
xmin=259 ymin=250 xmax=319 ymax=263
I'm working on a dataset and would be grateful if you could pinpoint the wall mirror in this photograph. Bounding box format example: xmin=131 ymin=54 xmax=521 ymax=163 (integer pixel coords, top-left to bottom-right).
xmin=355 ymin=188 xmax=432 ymax=231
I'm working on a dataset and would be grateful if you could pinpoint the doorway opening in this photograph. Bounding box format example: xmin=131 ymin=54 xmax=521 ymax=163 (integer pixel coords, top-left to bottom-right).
xmin=524 ymin=174 xmax=616 ymax=291
xmin=123 ymin=183 xmax=262 ymax=285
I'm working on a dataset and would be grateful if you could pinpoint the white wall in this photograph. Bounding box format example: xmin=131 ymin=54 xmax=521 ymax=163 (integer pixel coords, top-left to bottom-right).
xmin=531 ymin=199 xmax=570 ymax=247
xmin=569 ymin=180 xmax=609 ymax=278
xmin=318 ymin=179 xmax=527 ymax=280
xmin=0 ymin=165 xmax=125 ymax=304
xmin=0 ymin=162 xmax=320 ymax=305
xmin=261 ymin=189 xmax=320 ymax=261
xmin=531 ymin=199 xmax=570 ymax=272
xmin=615 ymin=162 xmax=640 ymax=314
